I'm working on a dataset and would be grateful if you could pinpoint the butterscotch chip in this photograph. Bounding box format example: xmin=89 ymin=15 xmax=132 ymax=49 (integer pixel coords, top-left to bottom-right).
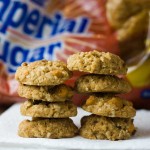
xmin=15 ymin=60 xmax=72 ymax=86
xmin=20 ymin=100 xmax=77 ymax=118
xmin=75 ymin=74 xmax=131 ymax=93
xmin=67 ymin=50 xmax=127 ymax=75
xmin=79 ymin=114 xmax=136 ymax=141
xmin=18 ymin=84 xmax=74 ymax=102
xmin=82 ymin=94 xmax=136 ymax=118
xmin=18 ymin=118 xmax=78 ymax=138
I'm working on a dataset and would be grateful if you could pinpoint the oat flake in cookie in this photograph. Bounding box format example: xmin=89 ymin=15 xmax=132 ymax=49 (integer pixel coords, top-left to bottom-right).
xmin=15 ymin=60 xmax=72 ymax=86
xmin=67 ymin=50 xmax=127 ymax=75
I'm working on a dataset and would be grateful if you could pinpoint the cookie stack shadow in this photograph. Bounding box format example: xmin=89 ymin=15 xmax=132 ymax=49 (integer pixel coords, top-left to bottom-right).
xmin=67 ymin=50 xmax=136 ymax=141
xmin=15 ymin=60 xmax=78 ymax=138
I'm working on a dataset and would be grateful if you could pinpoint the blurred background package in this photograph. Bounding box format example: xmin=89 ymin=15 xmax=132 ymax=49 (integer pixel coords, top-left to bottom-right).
xmin=0 ymin=0 xmax=150 ymax=108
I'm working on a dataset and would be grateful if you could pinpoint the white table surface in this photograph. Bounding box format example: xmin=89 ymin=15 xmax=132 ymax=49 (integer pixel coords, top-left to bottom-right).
xmin=0 ymin=104 xmax=150 ymax=150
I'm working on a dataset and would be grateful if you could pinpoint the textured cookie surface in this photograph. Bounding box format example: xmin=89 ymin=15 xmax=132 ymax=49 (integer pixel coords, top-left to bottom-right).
xmin=18 ymin=118 xmax=78 ymax=138
xmin=20 ymin=100 xmax=77 ymax=118
xmin=75 ymin=74 xmax=131 ymax=93
xmin=67 ymin=50 xmax=127 ymax=75
xmin=18 ymin=84 xmax=74 ymax=102
xmin=15 ymin=60 xmax=72 ymax=86
xmin=79 ymin=114 xmax=135 ymax=141
xmin=82 ymin=94 xmax=136 ymax=118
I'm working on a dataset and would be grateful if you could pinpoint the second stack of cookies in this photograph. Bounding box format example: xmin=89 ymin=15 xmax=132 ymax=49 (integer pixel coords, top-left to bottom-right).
xmin=15 ymin=60 xmax=78 ymax=138
xmin=67 ymin=50 xmax=136 ymax=141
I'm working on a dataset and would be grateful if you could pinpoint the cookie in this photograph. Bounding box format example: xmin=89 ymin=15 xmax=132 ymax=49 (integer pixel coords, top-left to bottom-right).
xmin=82 ymin=94 xmax=136 ymax=118
xmin=79 ymin=114 xmax=136 ymax=140
xmin=20 ymin=100 xmax=77 ymax=118
xmin=15 ymin=60 xmax=72 ymax=86
xmin=75 ymin=74 xmax=131 ymax=93
xmin=117 ymin=10 xmax=149 ymax=42
xmin=18 ymin=84 xmax=74 ymax=102
xmin=18 ymin=118 xmax=78 ymax=138
xmin=67 ymin=50 xmax=127 ymax=75
xmin=106 ymin=0 xmax=150 ymax=29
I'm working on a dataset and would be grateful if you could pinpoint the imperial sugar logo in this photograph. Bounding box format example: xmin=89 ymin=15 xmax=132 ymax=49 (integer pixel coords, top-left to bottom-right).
xmin=0 ymin=0 xmax=89 ymax=38
xmin=0 ymin=0 xmax=90 ymax=73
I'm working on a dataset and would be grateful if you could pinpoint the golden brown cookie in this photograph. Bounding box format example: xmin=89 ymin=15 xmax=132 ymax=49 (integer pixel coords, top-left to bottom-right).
xmin=20 ymin=100 xmax=77 ymax=118
xmin=15 ymin=60 xmax=72 ymax=86
xmin=18 ymin=118 xmax=78 ymax=138
xmin=117 ymin=10 xmax=149 ymax=42
xmin=67 ymin=50 xmax=127 ymax=75
xmin=106 ymin=0 xmax=150 ymax=29
xmin=75 ymin=74 xmax=131 ymax=93
xmin=18 ymin=84 xmax=74 ymax=102
xmin=82 ymin=94 xmax=136 ymax=118
xmin=79 ymin=114 xmax=136 ymax=141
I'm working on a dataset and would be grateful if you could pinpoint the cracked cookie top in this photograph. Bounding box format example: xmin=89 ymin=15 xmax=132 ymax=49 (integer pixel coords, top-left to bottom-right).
xmin=67 ymin=50 xmax=127 ymax=75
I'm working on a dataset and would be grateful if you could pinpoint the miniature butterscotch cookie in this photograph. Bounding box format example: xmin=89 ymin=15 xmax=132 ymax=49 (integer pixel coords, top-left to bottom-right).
xmin=18 ymin=118 xmax=78 ymax=138
xmin=75 ymin=74 xmax=131 ymax=93
xmin=67 ymin=50 xmax=127 ymax=75
xmin=20 ymin=100 xmax=77 ymax=118
xmin=15 ymin=60 xmax=72 ymax=86
xmin=18 ymin=84 xmax=74 ymax=102
xmin=79 ymin=114 xmax=136 ymax=140
xmin=82 ymin=94 xmax=136 ymax=118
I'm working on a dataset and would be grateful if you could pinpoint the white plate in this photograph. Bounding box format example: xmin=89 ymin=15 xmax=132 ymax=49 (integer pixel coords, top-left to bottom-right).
xmin=0 ymin=104 xmax=150 ymax=150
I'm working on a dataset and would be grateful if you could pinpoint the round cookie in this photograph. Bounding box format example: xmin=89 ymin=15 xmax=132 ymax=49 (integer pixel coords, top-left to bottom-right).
xmin=67 ymin=50 xmax=127 ymax=75
xmin=15 ymin=60 xmax=72 ymax=86
xmin=75 ymin=74 xmax=131 ymax=93
xmin=18 ymin=84 xmax=74 ymax=102
xmin=79 ymin=114 xmax=136 ymax=141
xmin=82 ymin=94 xmax=136 ymax=118
xmin=20 ymin=100 xmax=77 ymax=118
xmin=18 ymin=118 xmax=78 ymax=138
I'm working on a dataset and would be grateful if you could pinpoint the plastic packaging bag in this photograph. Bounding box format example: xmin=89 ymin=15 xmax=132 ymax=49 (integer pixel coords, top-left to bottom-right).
xmin=0 ymin=0 xmax=150 ymax=108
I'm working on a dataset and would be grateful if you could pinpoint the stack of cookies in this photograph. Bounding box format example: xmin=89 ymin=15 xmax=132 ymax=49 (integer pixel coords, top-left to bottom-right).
xmin=67 ymin=50 xmax=136 ymax=141
xmin=15 ymin=60 xmax=78 ymax=138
